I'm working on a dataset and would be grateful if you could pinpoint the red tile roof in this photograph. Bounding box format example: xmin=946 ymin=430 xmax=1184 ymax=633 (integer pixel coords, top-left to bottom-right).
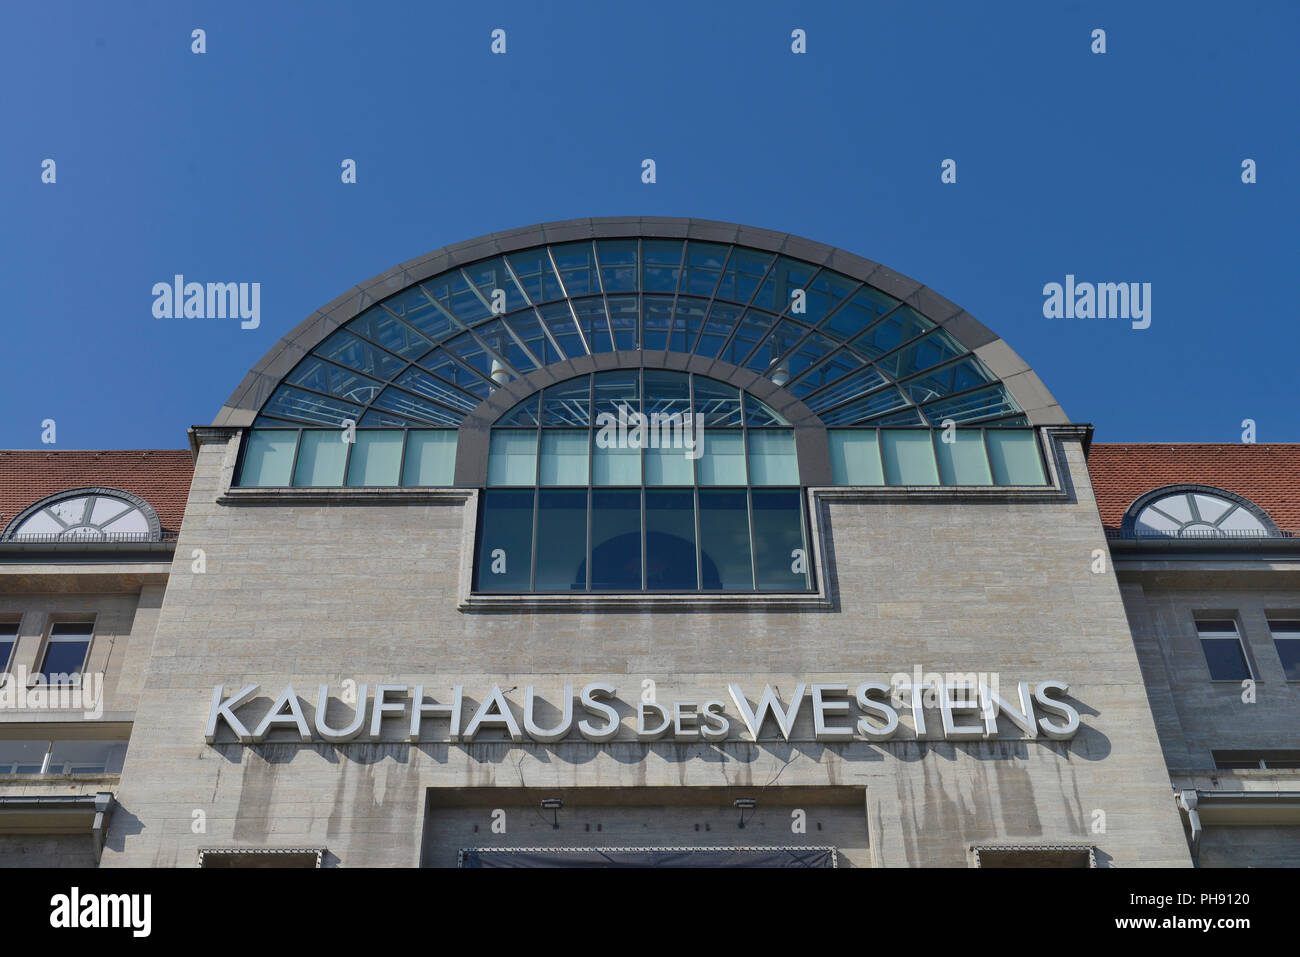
xmin=1089 ymin=444 xmax=1300 ymax=533
xmin=0 ymin=450 xmax=194 ymax=538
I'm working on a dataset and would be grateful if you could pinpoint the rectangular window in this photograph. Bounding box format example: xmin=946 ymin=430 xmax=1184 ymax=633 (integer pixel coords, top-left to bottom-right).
xmin=985 ymin=431 xmax=1046 ymax=485
xmin=881 ymin=430 xmax=939 ymax=486
xmin=292 ymin=431 xmax=348 ymax=486
xmin=401 ymin=430 xmax=457 ymax=486
xmin=487 ymin=431 xmax=538 ymax=486
xmin=1197 ymin=619 xmax=1252 ymax=681
xmin=45 ymin=739 xmax=128 ymax=775
xmin=644 ymin=443 xmax=694 ymax=486
xmin=1268 ymin=619 xmax=1300 ymax=681
xmin=747 ymin=430 xmax=799 ymax=486
xmin=828 ymin=430 xmax=884 ymax=485
xmin=0 ymin=621 xmax=17 ymax=677
xmin=1213 ymin=749 xmax=1300 ymax=771
xmin=645 ymin=490 xmax=697 ymax=590
xmin=698 ymin=489 xmax=753 ymax=590
xmin=592 ymin=437 xmax=641 ymax=486
xmin=475 ymin=490 xmax=535 ymax=591
xmin=590 ymin=490 xmax=641 ymax=590
xmin=751 ymin=489 xmax=808 ymax=590
xmin=0 ymin=740 xmax=53 ymax=775
xmin=934 ymin=431 xmax=993 ymax=485
xmin=345 ymin=430 xmax=402 ymax=486
xmin=697 ymin=430 xmax=746 ymax=486
xmin=40 ymin=622 xmax=93 ymax=684
xmin=539 ymin=431 xmax=590 ymax=486
xmin=239 ymin=430 xmax=297 ymax=486
xmin=534 ymin=490 xmax=588 ymax=591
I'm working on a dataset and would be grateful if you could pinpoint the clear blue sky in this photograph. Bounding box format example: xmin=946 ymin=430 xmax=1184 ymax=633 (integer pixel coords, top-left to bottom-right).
xmin=2 ymin=1 xmax=1295 ymax=449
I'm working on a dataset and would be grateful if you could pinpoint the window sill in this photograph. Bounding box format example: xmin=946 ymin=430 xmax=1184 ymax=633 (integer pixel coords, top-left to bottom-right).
xmin=459 ymin=591 xmax=832 ymax=612
xmin=217 ymin=486 xmax=474 ymax=506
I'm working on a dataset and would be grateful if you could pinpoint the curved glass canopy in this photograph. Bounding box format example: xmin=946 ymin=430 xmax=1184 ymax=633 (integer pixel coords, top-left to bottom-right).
xmin=254 ymin=239 xmax=1024 ymax=430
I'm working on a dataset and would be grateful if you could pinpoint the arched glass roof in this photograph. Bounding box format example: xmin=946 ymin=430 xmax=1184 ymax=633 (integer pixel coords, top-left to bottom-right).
xmin=252 ymin=237 xmax=1027 ymax=431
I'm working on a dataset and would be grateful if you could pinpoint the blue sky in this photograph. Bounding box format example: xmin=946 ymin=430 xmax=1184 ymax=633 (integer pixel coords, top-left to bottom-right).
xmin=2 ymin=1 xmax=1295 ymax=449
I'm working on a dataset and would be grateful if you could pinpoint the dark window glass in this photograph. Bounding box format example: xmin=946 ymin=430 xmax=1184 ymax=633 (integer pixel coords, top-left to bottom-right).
xmin=751 ymin=490 xmax=808 ymax=590
xmin=1270 ymin=621 xmax=1300 ymax=680
xmin=698 ymin=490 xmax=753 ymax=590
xmin=645 ymin=491 xmax=697 ymax=590
xmin=475 ymin=490 xmax=535 ymax=591
xmin=41 ymin=623 xmax=93 ymax=683
xmin=535 ymin=490 xmax=588 ymax=591
xmin=641 ymin=240 xmax=684 ymax=293
xmin=0 ymin=622 xmax=16 ymax=675
xmin=1199 ymin=621 xmax=1251 ymax=681
xmin=589 ymin=491 xmax=642 ymax=590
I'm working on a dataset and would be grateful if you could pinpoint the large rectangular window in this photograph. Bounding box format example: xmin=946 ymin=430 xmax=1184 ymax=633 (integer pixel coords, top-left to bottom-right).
xmin=645 ymin=490 xmax=697 ymax=590
xmin=747 ymin=430 xmax=799 ymax=485
xmin=534 ymin=490 xmax=588 ymax=590
xmin=986 ymin=430 xmax=1046 ymax=485
xmin=881 ymin=430 xmax=940 ymax=486
xmin=401 ymin=430 xmax=457 ymax=486
xmin=590 ymin=490 xmax=641 ymax=590
xmin=698 ymin=489 xmax=754 ymax=590
xmin=487 ymin=432 xmax=538 ymax=486
xmin=346 ymin=430 xmax=402 ymax=486
xmin=1268 ymin=619 xmax=1300 ymax=681
xmin=240 ymin=430 xmax=296 ymax=486
xmin=828 ymin=431 xmax=884 ymax=485
xmin=698 ymin=430 xmax=746 ymax=485
xmin=827 ymin=428 xmax=1047 ymax=487
xmin=293 ymin=431 xmax=348 ymax=486
xmin=934 ymin=431 xmax=993 ymax=485
xmin=751 ymin=489 xmax=809 ymax=590
xmin=540 ymin=431 xmax=590 ymax=486
xmin=475 ymin=490 xmax=535 ymax=591
xmin=1197 ymin=619 xmax=1252 ymax=681
xmin=40 ymin=622 xmax=93 ymax=684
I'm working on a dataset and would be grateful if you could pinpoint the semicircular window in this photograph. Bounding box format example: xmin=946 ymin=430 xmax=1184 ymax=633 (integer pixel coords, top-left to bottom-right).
xmin=1131 ymin=489 xmax=1273 ymax=538
xmin=255 ymin=239 xmax=1024 ymax=430
xmin=3 ymin=489 xmax=160 ymax=542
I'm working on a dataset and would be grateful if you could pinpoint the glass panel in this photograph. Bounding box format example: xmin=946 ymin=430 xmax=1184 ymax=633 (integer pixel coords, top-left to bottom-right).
xmin=643 ymin=369 xmax=691 ymax=419
xmin=696 ymin=302 xmax=744 ymax=358
xmin=41 ymin=639 xmax=89 ymax=681
xmin=644 ymin=443 xmax=694 ymax=486
xmin=935 ymin=431 xmax=993 ymax=486
xmin=542 ymin=376 xmax=591 ymax=427
xmin=46 ymin=740 xmax=128 ymax=775
xmin=698 ymin=430 xmax=746 ymax=485
xmin=384 ymin=285 xmax=458 ymax=342
xmin=717 ymin=248 xmax=774 ymax=303
xmin=828 ymin=430 xmax=884 ymax=485
xmin=817 ymin=387 xmax=909 ymax=425
xmin=392 ymin=368 xmax=478 ymax=413
xmin=476 ymin=490 xmax=534 ymax=591
xmin=751 ymin=257 xmax=816 ymax=313
xmin=504 ymin=311 xmax=565 ymax=366
xmin=1202 ymin=637 xmax=1250 ymax=681
xmin=443 ymin=332 xmax=509 ymax=382
xmin=371 ymin=386 xmax=464 ymax=426
xmin=876 ymin=327 xmax=966 ymax=380
xmin=417 ymin=351 xmax=492 ymax=399
xmin=747 ymin=431 xmax=798 ymax=485
xmin=314 ymin=329 xmax=407 ymax=380
xmin=720 ymin=310 xmax=775 ymax=366
xmin=802 ymin=367 xmax=889 ymax=410
xmin=402 ymin=431 xmax=457 ymax=486
xmin=475 ymin=318 xmax=539 ymax=372
xmin=535 ymin=301 xmax=587 ymax=357
xmin=683 ymin=242 xmax=728 ymax=296
xmin=752 ymin=489 xmax=808 ymax=590
xmin=744 ymin=392 xmax=790 ymax=427
xmin=506 ymin=248 xmax=565 ymax=303
xmin=670 ymin=297 xmax=708 ymax=353
xmin=0 ymin=639 xmax=14 ymax=673
xmin=590 ymin=490 xmax=641 ymax=590
xmin=903 ymin=357 xmax=995 ymax=404
xmin=553 ymin=241 xmax=601 ymax=296
xmin=693 ymin=377 xmax=742 ymax=427
xmin=540 ymin=431 xmax=590 ymax=486
xmin=849 ymin=306 xmax=934 ymax=363
xmin=343 ymin=431 xmax=402 ymax=486
xmin=424 ymin=271 xmax=493 ymax=325
xmin=286 ymin=357 xmax=382 ymax=406
xmin=746 ymin=318 xmax=808 ymax=374
xmin=641 ymin=240 xmax=683 ymax=293
xmin=262 ymin=385 xmax=362 ymax=426
xmin=535 ymin=490 xmax=588 ymax=591
xmin=596 ymin=240 xmax=638 ymax=293
xmin=593 ymin=370 xmax=640 ymax=420
xmin=774 ymin=333 xmax=836 ymax=385
xmin=1273 ymin=634 xmax=1300 ymax=681
xmin=463 ymin=258 xmax=529 ymax=315
xmin=881 ymin=430 xmax=939 ymax=486
xmin=606 ymin=296 xmax=639 ymax=350
xmin=645 ymin=490 xmax=697 ymax=589
xmin=592 ymin=438 xmax=641 ymax=486
xmin=0 ymin=741 xmax=50 ymax=775
xmin=497 ymin=393 xmax=541 ymax=427
xmin=920 ymin=384 xmax=1019 ymax=425
xmin=698 ymin=490 xmax=753 ymax=590
xmin=350 ymin=306 xmax=435 ymax=359
xmin=359 ymin=409 xmax=419 ymax=428
xmin=642 ymin=296 xmax=675 ymax=351
xmin=572 ymin=296 xmax=615 ymax=353
xmin=986 ymin=431 xmax=1046 ymax=485
xmin=240 ymin=430 xmax=297 ymax=486
xmin=292 ymin=431 xmax=348 ymax=487
xmin=487 ymin=431 xmax=538 ymax=486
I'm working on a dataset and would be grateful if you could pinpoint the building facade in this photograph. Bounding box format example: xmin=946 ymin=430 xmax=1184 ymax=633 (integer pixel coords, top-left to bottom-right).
xmin=0 ymin=218 xmax=1294 ymax=867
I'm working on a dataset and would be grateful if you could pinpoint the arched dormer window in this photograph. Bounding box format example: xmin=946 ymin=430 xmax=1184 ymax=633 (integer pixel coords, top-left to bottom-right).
xmin=1123 ymin=486 xmax=1278 ymax=539
xmin=2 ymin=488 xmax=162 ymax=543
